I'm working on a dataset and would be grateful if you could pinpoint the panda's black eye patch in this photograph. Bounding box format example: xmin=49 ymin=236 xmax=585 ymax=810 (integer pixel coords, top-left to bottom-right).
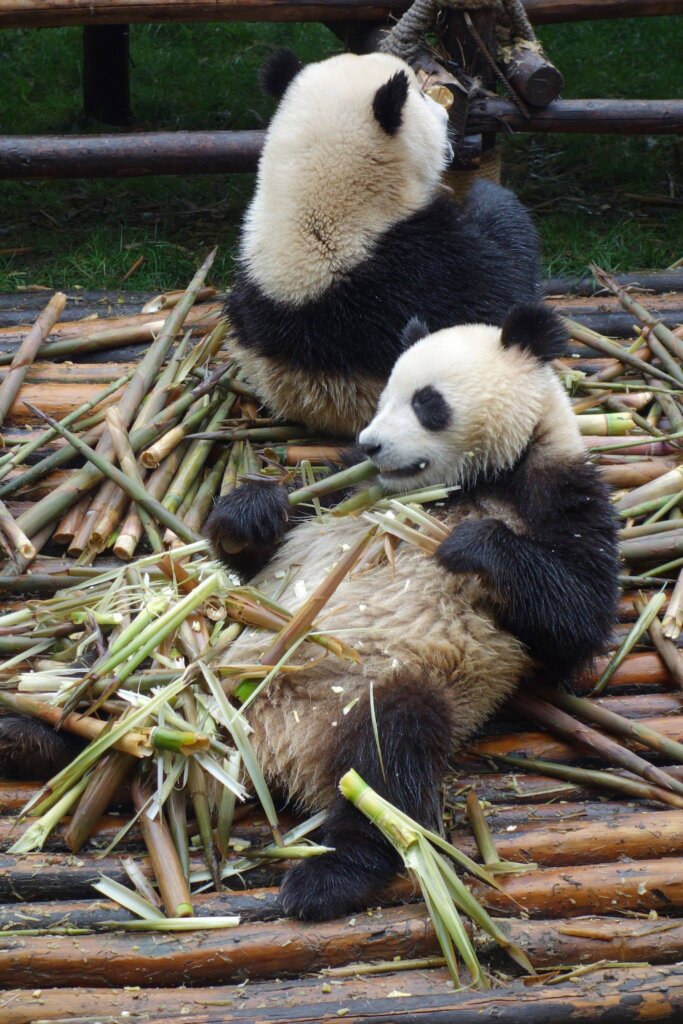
xmin=411 ymin=386 xmax=451 ymax=431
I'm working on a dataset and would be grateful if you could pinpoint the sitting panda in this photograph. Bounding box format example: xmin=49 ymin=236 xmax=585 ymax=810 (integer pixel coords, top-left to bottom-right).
xmin=207 ymin=304 xmax=619 ymax=921
xmin=227 ymin=48 xmax=541 ymax=438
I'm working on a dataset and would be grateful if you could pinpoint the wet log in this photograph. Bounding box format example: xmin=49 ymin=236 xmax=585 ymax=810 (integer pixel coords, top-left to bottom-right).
xmin=544 ymin=269 xmax=683 ymax=296
xmin=1 ymin=100 xmax=681 ymax=181
xmin=453 ymin=763 xmax=683 ymax=804
xmin=5 ymin=882 xmax=683 ymax=989
xmin=468 ymin=809 xmax=683 ymax=867
xmin=83 ymin=25 xmax=130 ymax=126
xmin=468 ymin=98 xmax=683 ymax=134
xmin=0 ymin=0 xmax=680 ymax=30
xmin=5 ymin=965 xmax=683 ymax=1024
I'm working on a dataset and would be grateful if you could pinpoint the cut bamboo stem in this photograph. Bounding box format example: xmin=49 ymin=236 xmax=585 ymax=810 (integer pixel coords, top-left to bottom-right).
xmin=63 ymin=751 xmax=136 ymax=853
xmin=0 ymin=292 xmax=66 ymax=426
xmin=513 ymin=691 xmax=683 ymax=797
xmin=131 ymin=776 xmax=193 ymax=918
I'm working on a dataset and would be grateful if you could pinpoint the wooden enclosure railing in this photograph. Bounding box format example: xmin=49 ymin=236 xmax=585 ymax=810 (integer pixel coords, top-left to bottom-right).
xmin=0 ymin=0 xmax=681 ymax=26
xmin=0 ymin=0 xmax=681 ymax=178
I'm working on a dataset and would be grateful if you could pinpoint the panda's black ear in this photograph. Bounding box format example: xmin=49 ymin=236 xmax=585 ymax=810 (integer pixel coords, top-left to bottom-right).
xmin=373 ymin=71 xmax=410 ymax=135
xmin=401 ymin=315 xmax=429 ymax=350
xmin=500 ymin=304 xmax=568 ymax=363
xmin=259 ymin=48 xmax=304 ymax=100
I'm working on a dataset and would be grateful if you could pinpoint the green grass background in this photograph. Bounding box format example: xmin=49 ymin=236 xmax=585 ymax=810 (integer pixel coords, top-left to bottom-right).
xmin=0 ymin=16 xmax=681 ymax=291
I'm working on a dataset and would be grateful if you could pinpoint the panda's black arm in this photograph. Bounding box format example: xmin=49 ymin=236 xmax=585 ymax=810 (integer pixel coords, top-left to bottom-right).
xmin=204 ymin=448 xmax=365 ymax=577
xmin=437 ymin=516 xmax=618 ymax=677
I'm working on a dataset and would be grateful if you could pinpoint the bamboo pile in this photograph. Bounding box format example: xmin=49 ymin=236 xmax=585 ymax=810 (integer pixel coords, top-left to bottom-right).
xmin=2 ymin=264 xmax=683 ymax=1021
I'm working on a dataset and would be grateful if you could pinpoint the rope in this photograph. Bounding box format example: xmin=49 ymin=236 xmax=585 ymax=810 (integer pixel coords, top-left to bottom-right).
xmin=379 ymin=0 xmax=538 ymax=62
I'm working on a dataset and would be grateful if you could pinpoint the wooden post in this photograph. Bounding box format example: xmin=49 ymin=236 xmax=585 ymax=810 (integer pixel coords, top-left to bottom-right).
xmin=83 ymin=25 xmax=130 ymax=126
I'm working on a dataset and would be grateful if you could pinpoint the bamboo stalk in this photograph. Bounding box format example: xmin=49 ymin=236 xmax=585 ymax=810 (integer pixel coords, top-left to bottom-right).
xmin=0 ymin=292 xmax=66 ymax=426
xmin=479 ymin=752 xmax=683 ymax=808
xmin=0 ymin=498 xmax=35 ymax=561
xmin=184 ymin=444 xmax=232 ymax=534
xmin=98 ymin=408 xmax=162 ymax=553
xmin=131 ymin=776 xmax=193 ymax=918
xmin=161 ymin=395 xmax=235 ymax=515
xmin=592 ymin=591 xmax=667 ymax=693
xmin=592 ymin=264 xmax=683 ymax=364
xmin=52 ymin=494 xmax=94 ymax=546
xmin=549 ymin=687 xmax=683 ymax=766
xmin=513 ymin=691 xmax=683 ymax=796
xmin=24 ymin=404 xmax=204 ymax=546
xmin=564 ymin=319 xmax=679 ymax=387
xmin=220 ymin=440 xmax=241 ymax=496
xmin=0 ymin=692 xmax=150 ymax=758
xmin=634 ymin=596 xmax=683 ymax=689
xmin=63 ymin=751 xmax=136 ymax=853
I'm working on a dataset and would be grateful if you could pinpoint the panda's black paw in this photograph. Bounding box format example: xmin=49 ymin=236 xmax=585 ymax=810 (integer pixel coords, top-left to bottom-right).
xmin=278 ymin=851 xmax=386 ymax=922
xmin=436 ymin=517 xmax=507 ymax=577
xmin=0 ymin=710 xmax=86 ymax=780
xmin=204 ymin=479 xmax=290 ymax=564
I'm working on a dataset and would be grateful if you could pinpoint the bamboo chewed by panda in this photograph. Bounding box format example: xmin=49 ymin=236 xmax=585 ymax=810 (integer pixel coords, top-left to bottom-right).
xmin=203 ymin=302 xmax=619 ymax=922
xmin=227 ymin=47 xmax=541 ymax=437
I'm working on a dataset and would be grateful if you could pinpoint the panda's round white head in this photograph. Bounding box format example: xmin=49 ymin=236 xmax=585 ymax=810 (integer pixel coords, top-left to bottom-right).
xmin=358 ymin=305 xmax=583 ymax=491
xmin=242 ymin=48 xmax=452 ymax=306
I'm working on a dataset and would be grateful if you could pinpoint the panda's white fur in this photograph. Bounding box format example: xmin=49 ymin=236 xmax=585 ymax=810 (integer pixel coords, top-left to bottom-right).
xmin=359 ymin=323 xmax=584 ymax=492
xmin=225 ymin=49 xmax=541 ymax=438
xmin=242 ymin=52 xmax=451 ymax=307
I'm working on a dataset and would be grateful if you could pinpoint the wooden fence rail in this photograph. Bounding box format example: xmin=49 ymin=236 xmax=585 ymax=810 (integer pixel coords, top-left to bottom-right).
xmin=0 ymin=0 xmax=681 ymax=27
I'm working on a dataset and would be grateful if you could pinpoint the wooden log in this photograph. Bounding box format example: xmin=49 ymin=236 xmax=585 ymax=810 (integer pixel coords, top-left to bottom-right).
xmin=83 ymin=25 xmax=130 ymax=126
xmin=499 ymin=41 xmax=564 ymax=108
xmin=5 ymin=881 xmax=683 ymax=989
xmin=0 ymin=132 xmax=264 ymax=179
xmin=454 ymin=763 xmax=683 ymax=804
xmin=5 ymin=966 xmax=683 ymax=1024
xmin=0 ymin=99 xmax=681 ymax=182
xmin=525 ymin=0 xmax=683 ymax=23
xmin=0 ymin=0 xmax=680 ymax=30
xmin=544 ymin=269 xmax=683 ymax=296
xmin=468 ymin=98 xmax=683 ymax=135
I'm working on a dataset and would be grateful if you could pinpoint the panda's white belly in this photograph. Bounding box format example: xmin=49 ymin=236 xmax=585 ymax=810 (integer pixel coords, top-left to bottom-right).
xmin=225 ymin=509 xmax=532 ymax=809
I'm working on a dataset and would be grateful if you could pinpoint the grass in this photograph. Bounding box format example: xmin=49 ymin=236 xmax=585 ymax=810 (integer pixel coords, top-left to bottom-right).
xmin=0 ymin=16 xmax=681 ymax=291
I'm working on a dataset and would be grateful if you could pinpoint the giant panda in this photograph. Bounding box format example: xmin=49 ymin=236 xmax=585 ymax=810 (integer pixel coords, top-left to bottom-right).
xmin=226 ymin=47 xmax=541 ymax=438
xmin=206 ymin=303 xmax=619 ymax=921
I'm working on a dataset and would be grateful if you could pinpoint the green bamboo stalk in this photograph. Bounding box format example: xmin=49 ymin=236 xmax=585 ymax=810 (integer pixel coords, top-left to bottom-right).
xmin=477 ymin=751 xmax=683 ymax=808
xmin=592 ymin=264 xmax=683 ymax=365
xmin=0 ymin=371 xmax=135 ymax=483
xmin=184 ymin=445 xmax=232 ymax=533
xmin=550 ymin=687 xmax=683 ymax=767
xmin=220 ymin=441 xmax=241 ymax=496
xmin=564 ymin=318 xmax=680 ymax=388
xmin=162 ymin=394 xmax=236 ymax=515
xmin=24 ymin=403 xmax=204 ymax=546
xmin=105 ymin=407 xmax=163 ymax=554
xmin=592 ymin=590 xmax=667 ymax=694
xmin=287 ymin=459 xmax=378 ymax=506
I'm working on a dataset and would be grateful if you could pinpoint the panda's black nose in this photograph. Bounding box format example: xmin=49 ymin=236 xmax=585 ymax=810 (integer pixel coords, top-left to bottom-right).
xmin=359 ymin=441 xmax=382 ymax=458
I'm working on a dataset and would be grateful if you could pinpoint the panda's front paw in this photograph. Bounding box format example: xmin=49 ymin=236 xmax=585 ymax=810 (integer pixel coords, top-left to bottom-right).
xmin=204 ymin=479 xmax=289 ymax=562
xmin=436 ymin=517 xmax=506 ymax=577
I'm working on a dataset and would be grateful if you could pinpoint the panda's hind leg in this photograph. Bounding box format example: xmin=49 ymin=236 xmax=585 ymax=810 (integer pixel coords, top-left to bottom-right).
xmin=278 ymin=679 xmax=454 ymax=921
xmin=0 ymin=710 xmax=85 ymax=780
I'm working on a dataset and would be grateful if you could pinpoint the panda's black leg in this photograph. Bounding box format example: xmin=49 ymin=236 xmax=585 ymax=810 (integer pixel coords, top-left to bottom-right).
xmin=278 ymin=681 xmax=454 ymax=922
xmin=0 ymin=710 xmax=86 ymax=780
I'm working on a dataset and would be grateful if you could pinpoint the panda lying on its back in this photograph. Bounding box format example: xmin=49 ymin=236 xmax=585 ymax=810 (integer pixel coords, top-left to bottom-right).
xmin=227 ymin=48 xmax=541 ymax=438
xmin=207 ymin=304 xmax=619 ymax=921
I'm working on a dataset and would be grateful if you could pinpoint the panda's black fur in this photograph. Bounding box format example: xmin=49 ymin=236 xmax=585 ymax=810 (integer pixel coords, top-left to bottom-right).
xmin=205 ymin=305 xmax=620 ymax=922
xmin=226 ymin=48 xmax=541 ymax=437
xmin=229 ymin=182 xmax=540 ymax=384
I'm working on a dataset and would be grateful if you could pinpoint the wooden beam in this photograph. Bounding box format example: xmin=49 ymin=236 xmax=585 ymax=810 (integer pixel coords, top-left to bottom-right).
xmin=0 ymin=0 xmax=681 ymax=28
xmin=469 ymin=97 xmax=683 ymax=134
xmin=0 ymin=99 xmax=681 ymax=179
xmin=83 ymin=25 xmax=130 ymax=125
xmin=0 ymin=131 xmax=264 ymax=178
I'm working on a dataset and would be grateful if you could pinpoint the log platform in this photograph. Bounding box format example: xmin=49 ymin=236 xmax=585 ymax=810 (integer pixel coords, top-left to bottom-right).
xmin=2 ymin=277 xmax=683 ymax=1021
